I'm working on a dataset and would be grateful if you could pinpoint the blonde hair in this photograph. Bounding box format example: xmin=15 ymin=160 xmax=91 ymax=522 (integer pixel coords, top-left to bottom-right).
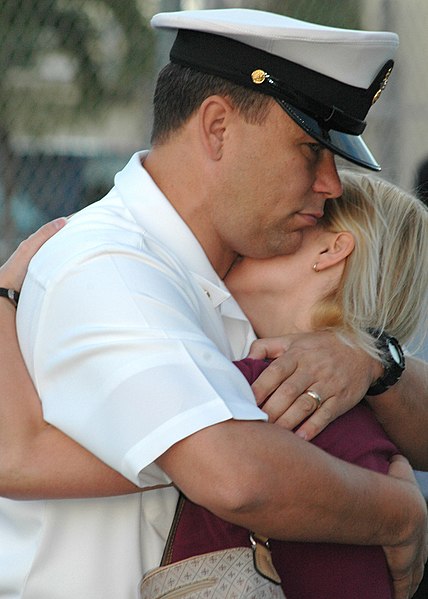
xmin=312 ymin=170 xmax=428 ymax=356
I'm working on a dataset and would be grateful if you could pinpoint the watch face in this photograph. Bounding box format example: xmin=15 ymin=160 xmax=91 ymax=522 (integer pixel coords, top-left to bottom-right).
xmin=388 ymin=340 xmax=402 ymax=365
xmin=367 ymin=331 xmax=405 ymax=395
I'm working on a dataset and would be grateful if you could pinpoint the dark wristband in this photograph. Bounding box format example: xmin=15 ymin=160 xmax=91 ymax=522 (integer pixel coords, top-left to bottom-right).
xmin=0 ymin=288 xmax=20 ymax=308
xmin=366 ymin=329 xmax=405 ymax=396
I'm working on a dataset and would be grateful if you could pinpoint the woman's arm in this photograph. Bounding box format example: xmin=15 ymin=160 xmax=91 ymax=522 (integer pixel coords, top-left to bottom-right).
xmin=0 ymin=221 xmax=138 ymax=499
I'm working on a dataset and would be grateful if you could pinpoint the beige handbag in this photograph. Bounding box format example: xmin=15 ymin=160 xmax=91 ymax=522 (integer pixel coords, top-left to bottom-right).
xmin=140 ymin=495 xmax=286 ymax=599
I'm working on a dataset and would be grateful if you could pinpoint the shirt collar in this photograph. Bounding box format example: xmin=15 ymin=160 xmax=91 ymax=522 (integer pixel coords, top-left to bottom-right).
xmin=192 ymin=274 xmax=230 ymax=308
xmin=114 ymin=152 xmax=243 ymax=314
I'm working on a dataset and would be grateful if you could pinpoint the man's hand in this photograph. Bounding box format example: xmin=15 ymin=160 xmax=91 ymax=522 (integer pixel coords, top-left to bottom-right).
xmin=249 ymin=331 xmax=383 ymax=440
xmin=0 ymin=218 xmax=66 ymax=292
xmin=383 ymin=455 xmax=428 ymax=599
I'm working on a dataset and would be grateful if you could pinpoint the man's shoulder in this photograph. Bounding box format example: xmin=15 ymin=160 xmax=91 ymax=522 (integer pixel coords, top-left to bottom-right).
xmin=24 ymin=192 xmax=201 ymax=317
xmin=28 ymin=194 xmax=148 ymax=281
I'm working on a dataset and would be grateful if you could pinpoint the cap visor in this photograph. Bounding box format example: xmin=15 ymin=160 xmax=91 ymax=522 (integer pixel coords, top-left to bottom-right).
xmin=276 ymin=99 xmax=381 ymax=171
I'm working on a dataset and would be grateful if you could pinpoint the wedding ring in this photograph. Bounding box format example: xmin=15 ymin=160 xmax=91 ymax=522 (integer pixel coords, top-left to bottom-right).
xmin=305 ymin=389 xmax=322 ymax=409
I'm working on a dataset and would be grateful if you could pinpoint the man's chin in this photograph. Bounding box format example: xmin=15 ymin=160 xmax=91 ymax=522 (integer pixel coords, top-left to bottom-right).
xmin=237 ymin=229 xmax=303 ymax=260
xmin=274 ymin=230 xmax=304 ymax=256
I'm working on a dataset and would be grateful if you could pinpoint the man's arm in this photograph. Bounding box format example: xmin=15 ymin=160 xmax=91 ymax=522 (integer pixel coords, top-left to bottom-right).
xmin=366 ymin=357 xmax=428 ymax=470
xmin=249 ymin=334 xmax=428 ymax=468
xmin=157 ymin=420 xmax=427 ymax=599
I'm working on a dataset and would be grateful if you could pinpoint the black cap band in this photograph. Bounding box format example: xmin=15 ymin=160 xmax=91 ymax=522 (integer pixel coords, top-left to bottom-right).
xmin=170 ymin=29 xmax=394 ymax=137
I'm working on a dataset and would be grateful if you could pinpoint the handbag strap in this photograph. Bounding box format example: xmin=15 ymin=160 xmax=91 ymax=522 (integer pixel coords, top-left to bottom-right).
xmin=160 ymin=492 xmax=186 ymax=566
xmin=250 ymin=532 xmax=282 ymax=584
xmin=160 ymin=493 xmax=282 ymax=585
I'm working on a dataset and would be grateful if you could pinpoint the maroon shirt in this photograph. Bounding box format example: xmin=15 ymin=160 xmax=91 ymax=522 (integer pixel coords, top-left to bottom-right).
xmin=169 ymin=358 xmax=398 ymax=599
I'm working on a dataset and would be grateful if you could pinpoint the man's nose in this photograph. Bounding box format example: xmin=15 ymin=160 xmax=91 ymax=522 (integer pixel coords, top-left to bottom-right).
xmin=313 ymin=151 xmax=343 ymax=199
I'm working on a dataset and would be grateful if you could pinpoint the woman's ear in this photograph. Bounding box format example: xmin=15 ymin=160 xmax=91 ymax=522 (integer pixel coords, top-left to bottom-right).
xmin=315 ymin=231 xmax=355 ymax=272
xmin=198 ymin=95 xmax=232 ymax=160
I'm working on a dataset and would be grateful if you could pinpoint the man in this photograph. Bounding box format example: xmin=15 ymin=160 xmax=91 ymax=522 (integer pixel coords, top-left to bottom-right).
xmin=1 ymin=8 xmax=427 ymax=599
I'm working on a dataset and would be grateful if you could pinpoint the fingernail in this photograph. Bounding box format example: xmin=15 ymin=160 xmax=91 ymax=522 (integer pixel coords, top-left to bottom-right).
xmin=54 ymin=217 xmax=68 ymax=229
xmin=295 ymin=429 xmax=307 ymax=440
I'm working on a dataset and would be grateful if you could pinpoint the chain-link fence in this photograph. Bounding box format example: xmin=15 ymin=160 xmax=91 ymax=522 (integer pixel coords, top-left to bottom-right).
xmin=1 ymin=0 xmax=428 ymax=260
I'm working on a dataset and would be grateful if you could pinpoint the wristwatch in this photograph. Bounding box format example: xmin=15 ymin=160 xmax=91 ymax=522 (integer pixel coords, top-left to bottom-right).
xmin=366 ymin=330 xmax=405 ymax=396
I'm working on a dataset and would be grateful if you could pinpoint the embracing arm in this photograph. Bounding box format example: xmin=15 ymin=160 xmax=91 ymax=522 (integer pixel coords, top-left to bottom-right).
xmin=0 ymin=303 xmax=138 ymax=498
xmin=0 ymin=221 xmax=138 ymax=499
xmin=158 ymin=419 xmax=427 ymax=599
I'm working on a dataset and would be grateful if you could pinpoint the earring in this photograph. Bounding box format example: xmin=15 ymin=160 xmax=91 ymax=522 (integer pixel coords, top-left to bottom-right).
xmin=313 ymin=263 xmax=319 ymax=272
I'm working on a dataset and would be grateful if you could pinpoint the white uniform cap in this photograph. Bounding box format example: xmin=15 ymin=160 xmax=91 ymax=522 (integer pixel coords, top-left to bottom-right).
xmin=151 ymin=8 xmax=399 ymax=171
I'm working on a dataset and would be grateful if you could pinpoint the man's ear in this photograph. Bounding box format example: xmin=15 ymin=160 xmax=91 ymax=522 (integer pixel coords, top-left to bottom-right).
xmin=315 ymin=231 xmax=355 ymax=271
xmin=198 ymin=95 xmax=232 ymax=160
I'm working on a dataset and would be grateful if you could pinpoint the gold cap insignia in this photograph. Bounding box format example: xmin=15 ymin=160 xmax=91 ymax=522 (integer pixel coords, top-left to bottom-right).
xmin=372 ymin=66 xmax=393 ymax=105
xmin=251 ymin=69 xmax=268 ymax=84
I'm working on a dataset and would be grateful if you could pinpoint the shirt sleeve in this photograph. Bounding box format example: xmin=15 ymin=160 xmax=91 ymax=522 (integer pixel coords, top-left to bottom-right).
xmin=18 ymin=237 xmax=266 ymax=487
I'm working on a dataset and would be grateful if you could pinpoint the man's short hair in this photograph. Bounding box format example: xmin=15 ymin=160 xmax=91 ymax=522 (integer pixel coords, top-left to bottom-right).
xmin=151 ymin=62 xmax=272 ymax=145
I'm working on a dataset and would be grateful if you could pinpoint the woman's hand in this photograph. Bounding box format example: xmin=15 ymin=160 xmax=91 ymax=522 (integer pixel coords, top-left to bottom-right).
xmin=0 ymin=218 xmax=67 ymax=291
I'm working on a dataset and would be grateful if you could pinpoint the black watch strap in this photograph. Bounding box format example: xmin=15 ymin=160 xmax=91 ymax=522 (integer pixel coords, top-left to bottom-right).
xmin=366 ymin=330 xmax=405 ymax=396
xmin=0 ymin=287 xmax=20 ymax=308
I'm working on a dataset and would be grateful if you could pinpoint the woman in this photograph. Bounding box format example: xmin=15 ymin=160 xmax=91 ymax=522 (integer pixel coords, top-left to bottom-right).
xmin=143 ymin=170 xmax=428 ymax=599
xmin=0 ymin=172 xmax=427 ymax=596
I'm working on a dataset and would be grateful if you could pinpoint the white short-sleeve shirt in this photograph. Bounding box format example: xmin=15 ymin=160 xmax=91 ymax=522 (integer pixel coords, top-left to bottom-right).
xmin=2 ymin=152 xmax=266 ymax=599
